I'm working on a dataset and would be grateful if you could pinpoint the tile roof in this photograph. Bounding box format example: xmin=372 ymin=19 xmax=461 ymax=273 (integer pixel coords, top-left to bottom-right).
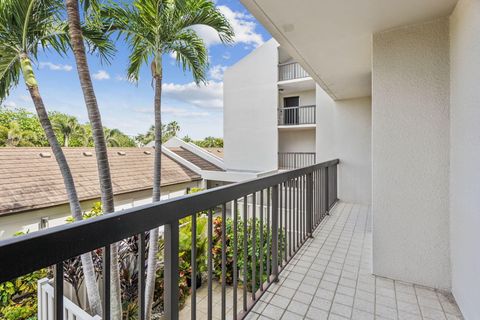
xmin=168 ymin=147 xmax=224 ymax=172
xmin=203 ymin=148 xmax=224 ymax=159
xmin=0 ymin=147 xmax=201 ymax=215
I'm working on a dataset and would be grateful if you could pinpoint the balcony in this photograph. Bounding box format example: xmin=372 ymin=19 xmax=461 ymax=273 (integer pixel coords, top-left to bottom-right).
xmin=278 ymin=62 xmax=309 ymax=82
xmin=278 ymin=105 xmax=316 ymax=126
xmin=0 ymin=160 xmax=340 ymax=320
xmin=278 ymin=152 xmax=316 ymax=170
xmin=249 ymin=202 xmax=463 ymax=320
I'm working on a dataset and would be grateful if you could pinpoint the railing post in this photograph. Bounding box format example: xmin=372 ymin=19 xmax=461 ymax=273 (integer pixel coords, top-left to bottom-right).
xmin=324 ymin=166 xmax=330 ymax=215
xmin=54 ymin=262 xmax=63 ymax=320
xmin=271 ymin=185 xmax=279 ymax=282
xmin=164 ymin=221 xmax=179 ymax=320
xmin=306 ymin=172 xmax=313 ymax=237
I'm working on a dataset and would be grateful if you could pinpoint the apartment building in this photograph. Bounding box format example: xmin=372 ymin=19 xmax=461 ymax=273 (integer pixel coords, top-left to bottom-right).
xmin=1 ymin=1 xmax=479 ymax=319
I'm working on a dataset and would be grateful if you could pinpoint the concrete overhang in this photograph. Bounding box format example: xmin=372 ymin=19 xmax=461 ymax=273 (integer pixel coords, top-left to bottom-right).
xmin=241 ymin=0 xmax=458 ymax=100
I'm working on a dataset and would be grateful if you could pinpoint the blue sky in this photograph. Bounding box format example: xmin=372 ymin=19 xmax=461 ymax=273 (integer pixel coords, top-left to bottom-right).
xmin=2 ymin=0 xmax=271 ymax=140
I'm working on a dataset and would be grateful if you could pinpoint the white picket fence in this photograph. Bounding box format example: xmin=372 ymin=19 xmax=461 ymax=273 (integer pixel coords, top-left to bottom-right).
xmin=37 ymin=278 xmax=102 ymax=320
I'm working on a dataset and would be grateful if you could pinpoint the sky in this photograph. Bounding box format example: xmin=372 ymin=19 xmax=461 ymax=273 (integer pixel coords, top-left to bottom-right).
xmin=2 ymin=0 xmax=272 ymax=140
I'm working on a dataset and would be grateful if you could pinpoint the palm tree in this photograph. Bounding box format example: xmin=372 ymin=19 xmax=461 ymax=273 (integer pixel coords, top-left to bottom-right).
xmin=53 ymin=115 xmax=84 ymax=147
xmin=64 ymin=0 xmax=123 ymax=318
xmin=107 ymin=0 xmax=234 ymax=317
xmin=104 ymin=128 xmax=121 ymax=147
xmin=0 ymin=0 xmax=103 ymax=316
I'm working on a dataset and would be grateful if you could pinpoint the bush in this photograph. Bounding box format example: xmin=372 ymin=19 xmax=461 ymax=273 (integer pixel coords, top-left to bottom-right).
xmin=0 ymin=269 xmax=47 ymax=320
xmin=212 ymin=215 xmax=285 ymax=291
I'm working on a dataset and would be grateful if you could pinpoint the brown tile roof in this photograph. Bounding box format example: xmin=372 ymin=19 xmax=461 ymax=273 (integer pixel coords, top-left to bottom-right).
xmin=204 ymin=148 xmax=224 ymax=159
xmin=169 ymin=147 xmax=224 ymax=172
xmin=0 ymin=147 xmax=201 ymax=215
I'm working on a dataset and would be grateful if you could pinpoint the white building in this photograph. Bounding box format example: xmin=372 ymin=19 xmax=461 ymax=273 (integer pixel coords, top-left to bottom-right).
xmin=222 ymin=0 xmax=480 ymax=318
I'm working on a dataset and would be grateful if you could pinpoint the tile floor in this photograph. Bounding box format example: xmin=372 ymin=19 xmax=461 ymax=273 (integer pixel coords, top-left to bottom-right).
xmin=245 ymin=202 xmax=464 ymax=320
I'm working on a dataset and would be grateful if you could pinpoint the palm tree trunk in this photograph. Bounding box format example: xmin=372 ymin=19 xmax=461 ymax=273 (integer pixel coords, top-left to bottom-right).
xmin=20 ymin=53 xmax=103 ymax=317
xmin=145 ymin=70 xmax=163 ymax=320
xmin=65 ymin=1 xmax=122 ymax=318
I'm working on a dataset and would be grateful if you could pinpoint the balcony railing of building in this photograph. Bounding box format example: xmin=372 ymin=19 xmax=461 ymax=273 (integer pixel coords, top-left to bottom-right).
xmin=278 ymin=62 xmax=309 ymax=81
xmin=278 ymin=152 xmax=316 ymax=170
xmin=0 ymin=159 xmax=338 ymax=320
xmin=278 ymin=105 xmax=316 ymax=125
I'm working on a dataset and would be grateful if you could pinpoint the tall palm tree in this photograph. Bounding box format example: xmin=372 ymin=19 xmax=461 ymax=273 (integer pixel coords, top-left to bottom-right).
xmin=53 ymin=115 xmax=84 ymax=147
xmin=104 ymin=127 xmax=121 ymax=147
xmin=64 ymin=0 xmax=123 ymax=317
xmin=0 ymin=0 xmax=103 ymax=316
xmin=108 ymin=0 xmax=234 ymax=317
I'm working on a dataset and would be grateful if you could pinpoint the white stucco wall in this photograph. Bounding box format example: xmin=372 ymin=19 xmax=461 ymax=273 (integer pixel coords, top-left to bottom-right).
xmin=316 ymin=87 xmax=372 ymax=205
xmin=372 ymin=18 xmax=451 ymax=289
xmin=450 ymin=0 xmax=480 ymax=318
xmin=224 ymin=39 xmax=279 ymax=172
xmin=278 ymin=129 xmax=315 ymax=153
xmin=279 ymin=90 xmax=316 ymax=107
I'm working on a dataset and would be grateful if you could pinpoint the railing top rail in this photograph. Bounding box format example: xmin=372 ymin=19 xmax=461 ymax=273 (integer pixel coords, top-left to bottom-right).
xmin=279 ymin=105 xmax=316 ymax=110
xmin=278 ymin=152 xmax=316 ymax=155
xmin=0 ymin=159 xmax=339 ymax=283
xmin=278 ymin=61 xmax=301 ymax=67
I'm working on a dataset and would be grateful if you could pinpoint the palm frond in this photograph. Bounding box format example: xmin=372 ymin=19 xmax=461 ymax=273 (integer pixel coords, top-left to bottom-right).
xmin=167 ymin=29 xmax=208 ymax=84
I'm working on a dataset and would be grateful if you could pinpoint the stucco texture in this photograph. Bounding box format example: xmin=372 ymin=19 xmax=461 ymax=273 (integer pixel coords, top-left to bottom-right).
xmin=372 ymin=18 xmax=451 ymax=289
xmin=449 ymin=0 xmax=480 ymax=318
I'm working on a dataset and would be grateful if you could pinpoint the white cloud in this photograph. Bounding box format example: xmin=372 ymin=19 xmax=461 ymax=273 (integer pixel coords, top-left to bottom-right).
xmin=191 ymin=5 xmax=264 ymax=48
xmin=93 ymin=70 xmax=110 ymax=80
xmin=115 ymin=75 xmax=136 ymax=83
xmin=162 ymin=81 xmax=223 ymax=109
xmin=163 ymin=107 xmax=209 ymax=117
xmin=134 ymin=106 xmax=209 ymax=118
xmin=208 ymin=65 xmax=227 ymax=81
xmin=3 ymin=100 xmax=17 ymax=108
xmin=39 ymin=62 xmax=73 ymax=72
xmin=222 ymin=52 xmax=231 ymax=60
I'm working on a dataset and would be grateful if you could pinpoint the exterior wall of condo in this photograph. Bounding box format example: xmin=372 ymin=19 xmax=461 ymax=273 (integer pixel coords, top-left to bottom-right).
xmin=315 ymin=88 xmax=372 ymax=205
xmin=372 ymin=18 xmax=451 ymax=289
xmin=224 ymin=39 xmax=279 ymax=172
xmin=278 ymin=129 xmax=315 ymax=153
xmin=449 ymin=0 xmax=480 ymax=318
xmin=0 ymin=181 xmax=200 ymax=240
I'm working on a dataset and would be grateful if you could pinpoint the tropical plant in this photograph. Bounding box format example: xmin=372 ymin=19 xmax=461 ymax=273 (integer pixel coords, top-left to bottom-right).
xmin=106 ymin=1 xmax=234 ymax=315
xmin=65 ymin=0 xmax=122 ymax=315
xmin=0 ymin=121 xmax=37 ymax=146
xmin=212 ymin=215 xmax=285 ymax=291
xmin=0 ymin=268 xmax=47 ymax=320
xmin=195 ymin=136 xmax=223 ymax=148
xmin=135 ymin=121 xmax=184 ymax=146
xmin=0 ymin=0 xmax=103 ymax=315
xmin=52 ymin=115 xmax=85 ymax=147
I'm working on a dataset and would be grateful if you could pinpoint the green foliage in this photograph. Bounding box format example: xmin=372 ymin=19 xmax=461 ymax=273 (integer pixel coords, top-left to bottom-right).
xmin=66 ymin=201 xmax=103 ymax=222
xmin=0 ymin=107 xmax=136 ymax=147
xmin=182 ymin=135 xmax=223 ymax=148
xmin=135 ymin=121 xmax=182 ymax=146
xmin=0 ymin=269 xmax=47 ymax=320
xmin=193 ymin=136 xmax=223 ymax=148
xmin=212 ymin=215 xmax=285 ymax=291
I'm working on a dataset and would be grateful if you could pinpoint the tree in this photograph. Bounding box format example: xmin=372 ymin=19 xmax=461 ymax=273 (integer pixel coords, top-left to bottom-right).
xmin=52 ymin=115 xmax=84 ymax=147
xmin=0 ymin=0 xmax=102 ymax=315
xmin=107 ymin=0 xmax=234 ymax=317
xmin=65 ymin=0 xmax=123 ymax=316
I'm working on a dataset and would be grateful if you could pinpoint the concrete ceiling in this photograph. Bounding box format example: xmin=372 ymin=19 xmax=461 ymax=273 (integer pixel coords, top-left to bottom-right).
xmin=242 ymin=0 xmax=458 ymax=100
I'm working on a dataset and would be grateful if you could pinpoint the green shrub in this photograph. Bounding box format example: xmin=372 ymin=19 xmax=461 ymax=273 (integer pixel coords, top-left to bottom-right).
xmin=0 ymin=269 xmax=47 ymax=320
xmin=212 ymin=215 xmax=285 ymax=291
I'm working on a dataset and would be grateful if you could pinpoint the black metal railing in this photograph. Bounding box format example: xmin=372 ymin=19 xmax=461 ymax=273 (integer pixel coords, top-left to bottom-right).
xmin=0 ymin=160 xmax=339 ymax=320
xmin=278 ymin=105 xmax=316 ymax=125
xmin=278 ymin=152 xmax=316 ymax=170
xmin=278 ymin=62 xmax=309 ymax=81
